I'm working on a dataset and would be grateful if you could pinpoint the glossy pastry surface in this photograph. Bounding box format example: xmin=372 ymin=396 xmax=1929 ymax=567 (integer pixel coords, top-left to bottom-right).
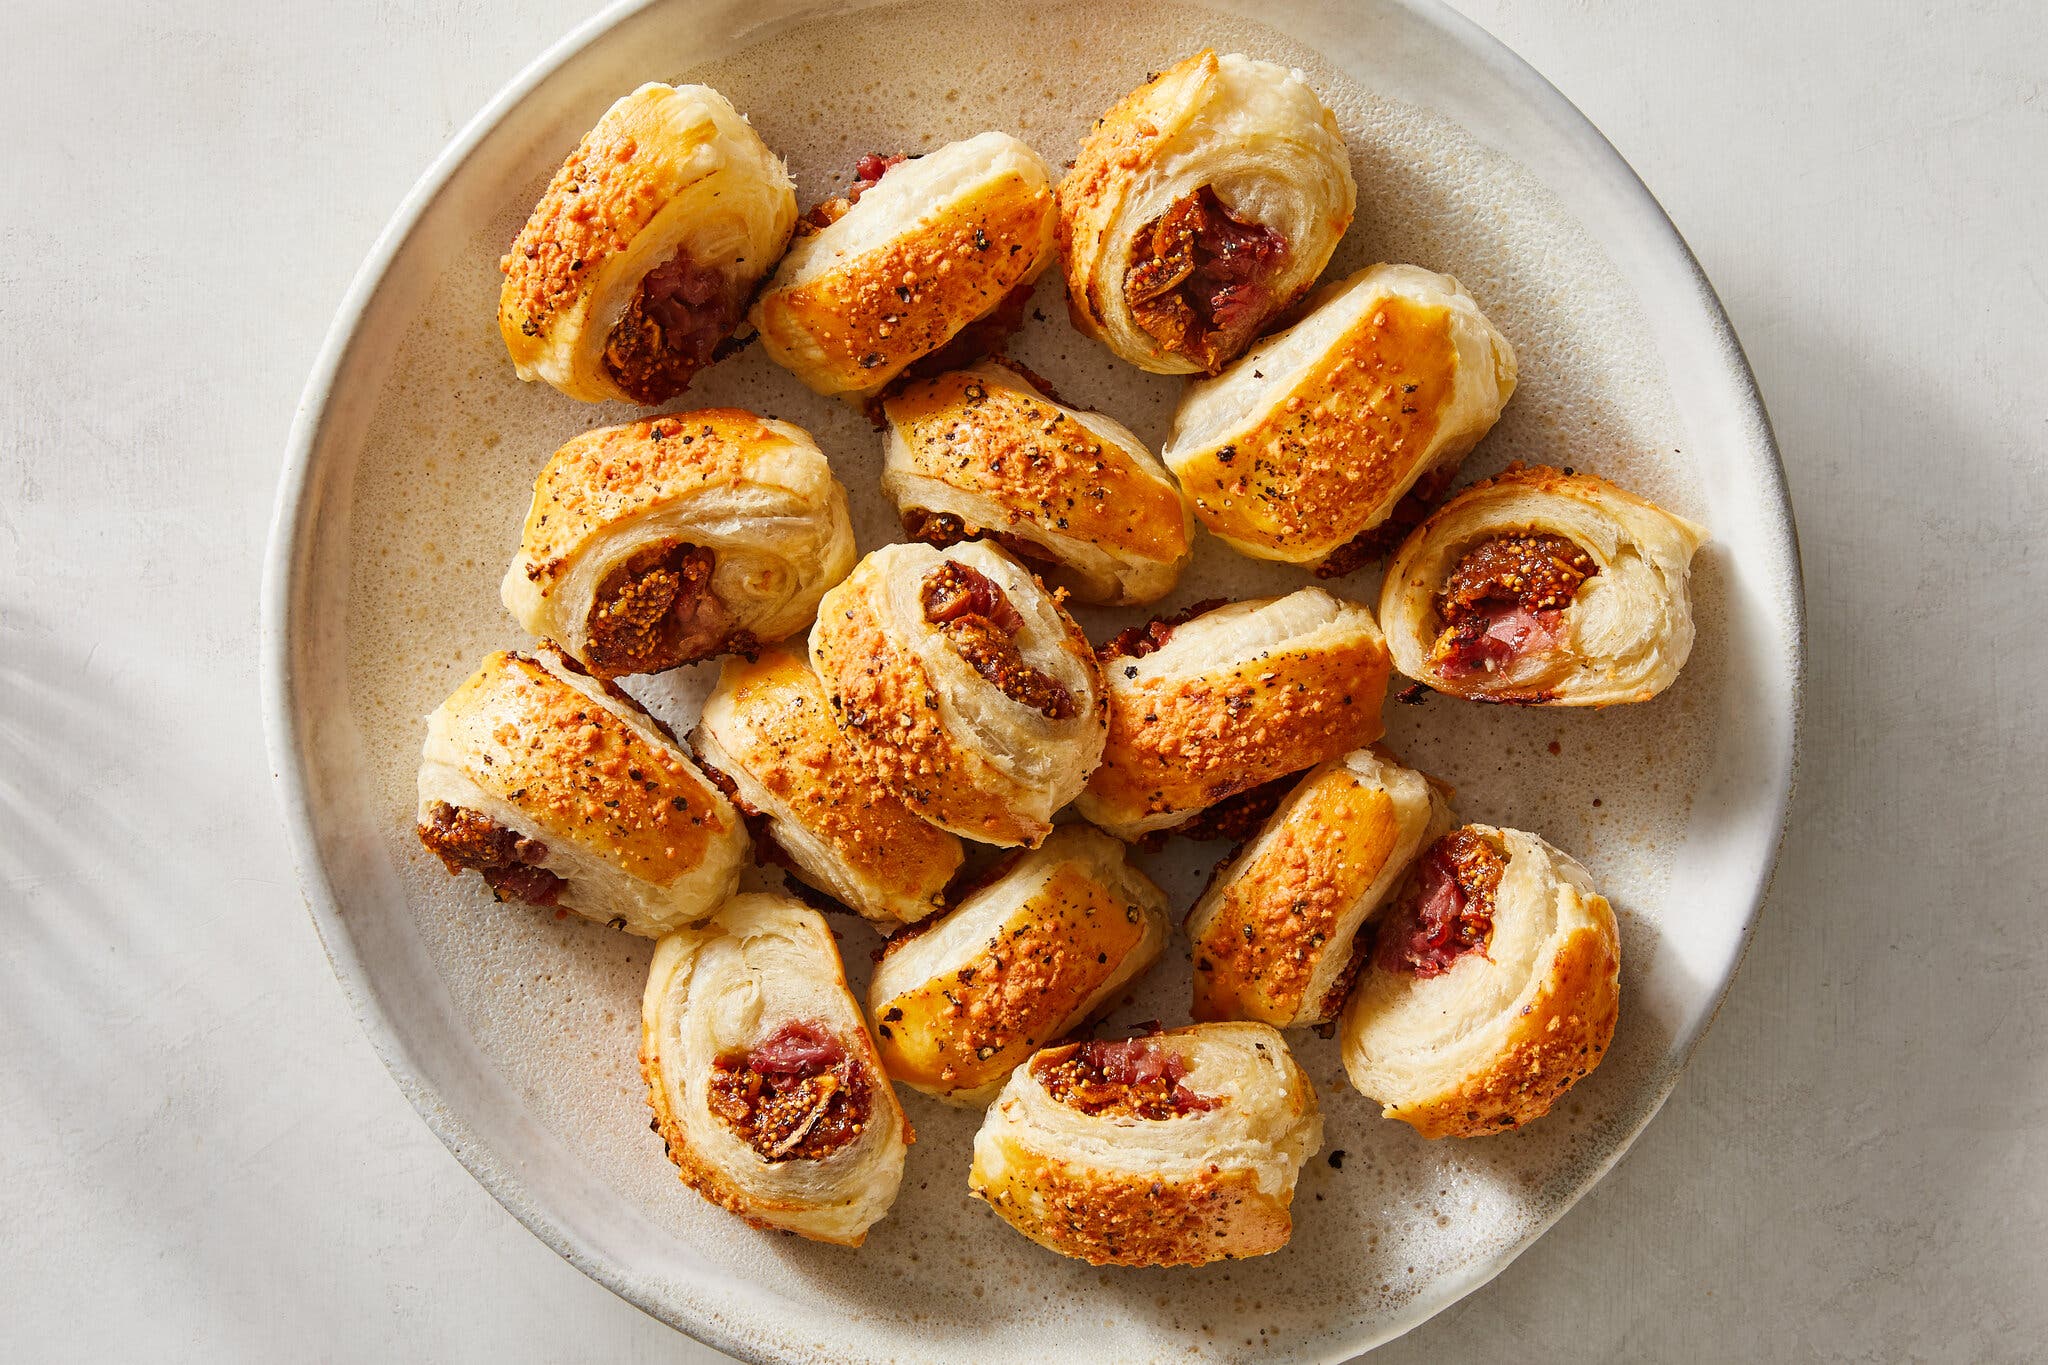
xmin=881 ymin=359 xmax=1193 ymax=605
xmin=641 ymin=892 xmax=910 ymax=1244
xmin=498 ymin=83 xmax=797 ymax=404
xmin=809 ymin=540 xmax=1108 ymax=848
xmin=968 ymin=1022 xmax=1321 ymax=1266
xmin=1057 ymin=50 xmax=1356 ymax=375
xmin=502 ymin=409 xmax=856 ymax=679
xmin=1340 ymin=824 xmax=1620 ymax=1137
xmin=1378 ymin=464 xmax=1706 ymax=705
xmin=691 ymin=647 xmax=963 ymax=928
xmin=751 ymin=133 xmax=1058 ymax=397
xmin=414 ymin=646 xmax=746 ymax=936
xmin=1166 ymin=264 xmax=1517 ymax=574
xmin=1187 ymin=747 xmax=1451 ymax=1028
xmin=869 ymin=825 xmax=1168 ymax=1105
xmin=1076 ymin=588 xmax=1391 ymax=841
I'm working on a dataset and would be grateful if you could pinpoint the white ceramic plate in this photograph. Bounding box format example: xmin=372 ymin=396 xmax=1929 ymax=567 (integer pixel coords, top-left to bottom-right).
xmin=261 ymin=1 xmax=1802 ymax=1360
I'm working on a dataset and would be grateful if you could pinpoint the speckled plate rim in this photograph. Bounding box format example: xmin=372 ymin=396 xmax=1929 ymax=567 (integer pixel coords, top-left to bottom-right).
xmin=259 ymin=1 xmax=1804 ymax=1359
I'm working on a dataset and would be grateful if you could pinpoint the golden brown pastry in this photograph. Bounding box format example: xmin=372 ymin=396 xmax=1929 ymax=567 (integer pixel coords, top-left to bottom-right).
xmin=751 ymin=133 xmax=1058 ymax=398
xmin=498 ymin=83 xmax=797 ymax=404
xmin=1165 ymin=264 xmax=1517 ymax=574
xmin=1340 ymin=824 xmax=1620 ymax=1137
xmin=691 ymin=647 xmax=963 ymax=928
xmin=880 ymin=359 xmax=1194 ymax=606
xmin=414 ymin=646 xmax=746 ymax=935
xmin=809 ymin=541 xmax=1107 ymax=848
xmin=641 ymin=892 xmax=910 ymax=1244
xmin=968 ymin=1023 xmax=1321 ymax=1266
xmin=1378 ymin=464 xmax=1707 ymax=705
xmin=1057 ymin=51 xmax=1356 ymax=375
xmin=868 ymin=825 xmax=1168 ymax=1106
xmin=1075 ymin=589 xmax=1391 ymax=841
xmin=1187 ymin=748 xmax=1451 ymax=1028
xmin=502 ymin=409 xmax=856 ymax=680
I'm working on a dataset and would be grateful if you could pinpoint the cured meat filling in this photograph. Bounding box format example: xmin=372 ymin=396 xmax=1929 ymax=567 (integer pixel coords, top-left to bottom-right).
xmin=603 ymin=249 xmax=744 ymax=404
xmin=1125 ymin=186 xmax=1289 ymax=374
xmin=416 ymin=801 xmax=566 ymax=907
xmin=919 ymin=562 xmax=1077 ymax=719
xmin=1032 ymin=1038 xmax=1218 ymax=1120
xmin=583 ymin=540 xmax=747 ymax=679
xmin=1427 ymin=532 xmax=1597 ymax=678
xmin=1377 ymin=827 xmax=1505 ymax=977
xmin=900 ymin=509 xmax=1061 ymax=571
xmin=799 ymin=152 xmax=907 ymax=234
xmin=1096 ymin=598 xmax=1227 ymax=663
xmin=706 ymin=1021 xmax=873 ymax=1162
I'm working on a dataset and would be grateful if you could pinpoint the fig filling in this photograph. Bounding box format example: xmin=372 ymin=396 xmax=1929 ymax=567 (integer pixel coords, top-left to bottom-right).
xmin=1097 ymin=598 xmax=1228 ymax=663
xmin=416 ymin=801 xmax=566 ymax=907
xmin=603 ymin=249 xmax=745 ymax=404
xmin=918 ymin=561 xmax=1077 ymax=719
xmin=800 ymin=152 xmax=907 ymax=234
xmin=706 ymin=1020 xmax=873 ymax=1162
xmin=1378 ymin=828 xmax=1506 ymax=977
xmin=1125 ymin=186 xmax=1289 ymax=374
xmin=900 ymin=509 xmax=1062 ymax=571
xmin=1031 ymin=1038 xmax=1218 ymax=1120
xmin=1427 ymin=532 xmax=1597 ymax=679
xmin=583 ymin=540 xmax=747 ymax=679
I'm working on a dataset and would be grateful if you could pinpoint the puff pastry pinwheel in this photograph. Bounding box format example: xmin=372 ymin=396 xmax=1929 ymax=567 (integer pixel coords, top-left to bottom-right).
xmin=968 ymin=1023 xmax=1321 ymax=1266
xmin=1076 ymin=589 xmax=1391 ymax=842
xmin=640 ymin=892 xmax=910 ymax=1244
xmin=1187 ymin=748 xmax=1451 ymax=1029
xmin=750 ymin=133 xmax=1058 ymax=398
xmin=1057 ymin=51 xmax=1356 ymax=375
xmin=498 ymin=83 xmax=797 ymax=405
xmin=868 ymin=825 xmax=1168 ymax=1106
xmin=809 ymin=541 xmax=1108 ymax=848
xmin=1378 ymin=464 xmax=1707 ymax=705
xmin=691 ymin=647 xmax=963 ymax=929
xmin=881 ymin=359 xmax=1194 ymax=606
xmin=414 ymin=646 xmax=746 ymax=936
xmin=1340 ymin=824 xmax=1620 ymax=1137
xmin=1165 ymin=264 xmax=1518 ymax=575
xmin=502 ymin=409 xmax=856 ymax=680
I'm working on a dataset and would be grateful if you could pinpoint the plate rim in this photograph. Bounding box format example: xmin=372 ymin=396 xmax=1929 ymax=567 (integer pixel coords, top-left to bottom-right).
xmin=259 ymin=1 xmax=1806 ymax=1359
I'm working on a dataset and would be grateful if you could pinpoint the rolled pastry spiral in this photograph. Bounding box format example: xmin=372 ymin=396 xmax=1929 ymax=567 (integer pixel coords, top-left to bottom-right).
xmin=498 ymin=83 xmax=797 ymax=404
xmin=881 ymin=359 xmax=1194 ymax=606
xmin=1166 ymin=264 xmax=1518 ymax=573
xmin=691 ymin=646 xmax=964 ymax=929
xmin=1378 ymin=464 xmax=1707 ymax=705
xmin=1057 ymin=50 xmax=1356 ymax=375
xmin=809 ymin=541 xmax=1108 ymax=848
xmin=1075 ymin=588 xmax=1392 ymax=841
xmin=502 ymin=409 xmax=856 ymax=680
xmin=1187 ymin=747 xmax=1452 ymax=1028
xmin=868 ymin=825 xmax=1169 ymax=1106
xmin=414 ymin=646 xmax=747 ymax=936
xmin=1340 ymin=824 xmax=1620 ymax=1137
xmin=751 ymin=132 xmax=1058 ymax=398
xmin=641 ymin=892 xmax=910 ymax=1245
xmin=968 ymin=1023 xmax=1321 ymax=1266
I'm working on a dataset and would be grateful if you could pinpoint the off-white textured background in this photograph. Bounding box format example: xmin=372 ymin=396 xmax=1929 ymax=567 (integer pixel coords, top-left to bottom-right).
xmin=2 ymin=0 xmax=2041 ymax=1359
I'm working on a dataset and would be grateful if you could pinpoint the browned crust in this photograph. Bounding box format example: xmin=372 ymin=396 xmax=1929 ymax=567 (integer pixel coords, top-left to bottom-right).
xmin=439 ymin=653 xmax=735 ymax=884
xmin=1190 ymin=775 xmax=1400 ymax=1026
xmin=810 ymin=560 xmax=1066 ymax=847
xmin=970 ymin=1137 xmax=1291 ymax=1266
xmin=1056 ymin=53 xmax=1217 ymax=342
xmin=1385 ymin=911 xmax=1621 ymax=1138
xmin=759 ymin=174 xmax=1054 ymax=392
xmin=714 ymin=649 xmax=962 ymax=914
xmin=1084 ymin=622 xmax=1390 ymax=829
xmin=884 ymin=369 xmax=1190 ymax=565
xmin=1177 ymin=293 xmax=1460 ymax=558
xmin=874 ymin=865 xmax=1146 ymax=1094
xmin=518 ymin=410 xmax=785 ymax=590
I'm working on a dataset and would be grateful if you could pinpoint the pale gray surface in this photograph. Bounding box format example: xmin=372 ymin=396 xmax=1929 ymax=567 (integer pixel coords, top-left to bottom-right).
xmin=1 ymin=1 xmax=2040 ymax=1361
